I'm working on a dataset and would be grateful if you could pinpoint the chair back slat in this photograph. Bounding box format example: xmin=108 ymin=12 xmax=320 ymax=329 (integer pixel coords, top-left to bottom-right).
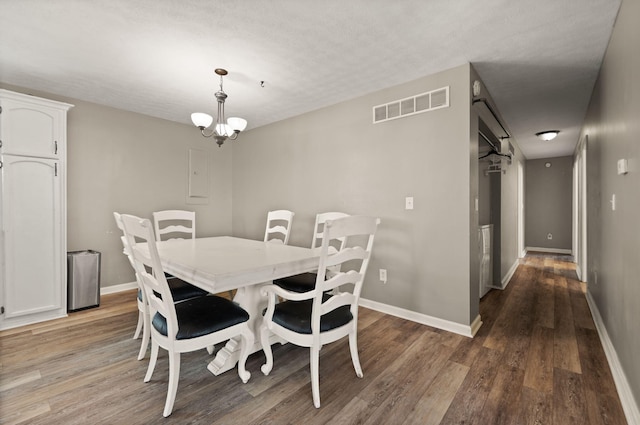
xmin=320 ymin=292 xmax=356 ymax=315
xmin=153 ymin=210 xmax=196 ymax=241
xmin=322 ymin=270 xmax=362 ymax=293
xmin=323 ymin=246 xmax=368 ymax=268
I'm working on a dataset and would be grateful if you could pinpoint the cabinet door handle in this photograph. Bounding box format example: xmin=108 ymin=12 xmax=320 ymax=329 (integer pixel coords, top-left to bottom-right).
xmin=55 ymin=163 xmax=57 ymax=176
xmin=54 ymin=141 xmax=58 ymax=155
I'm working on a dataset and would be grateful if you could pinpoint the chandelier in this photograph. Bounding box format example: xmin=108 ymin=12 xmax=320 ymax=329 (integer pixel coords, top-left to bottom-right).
xmin=191 ymin=68 xmax=247 ymax=147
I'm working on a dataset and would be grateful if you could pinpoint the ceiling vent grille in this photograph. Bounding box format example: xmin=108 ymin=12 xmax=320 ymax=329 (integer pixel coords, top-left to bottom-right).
xmin=373 ymin=86 xmax=449 ymax=124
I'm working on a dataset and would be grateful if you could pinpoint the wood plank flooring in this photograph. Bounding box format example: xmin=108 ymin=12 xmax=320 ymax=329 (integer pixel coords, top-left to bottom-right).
xmin=0 ymin=254 xmax=628 ymax=424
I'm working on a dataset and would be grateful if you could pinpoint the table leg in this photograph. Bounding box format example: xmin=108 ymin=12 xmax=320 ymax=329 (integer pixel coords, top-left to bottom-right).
xmin=207 ymin=282 xmax=285 ymax=376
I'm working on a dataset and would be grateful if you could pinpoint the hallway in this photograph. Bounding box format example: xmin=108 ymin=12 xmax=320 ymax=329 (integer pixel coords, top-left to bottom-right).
xmin=444 ymin=252 xmax=627 ymax=424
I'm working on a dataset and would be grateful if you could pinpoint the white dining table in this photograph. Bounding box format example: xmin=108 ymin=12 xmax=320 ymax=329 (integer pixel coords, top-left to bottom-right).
xmin=151 ymin=236 xmax=320 ymax=375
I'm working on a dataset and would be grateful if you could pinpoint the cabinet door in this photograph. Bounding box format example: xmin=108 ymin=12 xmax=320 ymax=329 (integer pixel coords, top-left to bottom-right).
xmin=1 ymin=155 xmax=63 ymax=317
xmin=0 ymin=98 xmax=64 ymax=158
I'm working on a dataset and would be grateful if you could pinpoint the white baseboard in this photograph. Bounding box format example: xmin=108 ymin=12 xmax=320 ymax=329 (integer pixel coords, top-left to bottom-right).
xmin=101 ymin=281 xmax=137 ymax=295
xmin=501 ymin=258 xmax=520 ymax=289
xmin=586 ymin=291 xmax=640 ymax=425
xmin=525 ymin=246 xmax=572 ymax=255
xmin=359 ymin=298 xmax=482 ymax=338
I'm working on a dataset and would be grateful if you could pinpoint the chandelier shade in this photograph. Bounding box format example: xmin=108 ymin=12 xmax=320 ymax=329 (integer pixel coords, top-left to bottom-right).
xmin=191 ymin=112 xmax=214 ymax=129
xmin=191 ymin=68 xmax=247 ymax=147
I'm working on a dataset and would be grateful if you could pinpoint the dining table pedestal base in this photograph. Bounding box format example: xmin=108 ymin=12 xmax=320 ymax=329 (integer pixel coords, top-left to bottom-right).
xmin=207 ymin=281 xmax=286 ymax=376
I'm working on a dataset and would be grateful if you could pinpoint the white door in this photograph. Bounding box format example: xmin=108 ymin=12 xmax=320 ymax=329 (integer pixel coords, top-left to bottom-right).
xmin=2 ymin=155 xmax=63 ymax=317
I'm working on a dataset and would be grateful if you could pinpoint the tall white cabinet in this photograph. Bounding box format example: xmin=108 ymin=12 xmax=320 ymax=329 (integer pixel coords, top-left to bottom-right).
xmin=0 ymin=89 xmax=73 ymax=330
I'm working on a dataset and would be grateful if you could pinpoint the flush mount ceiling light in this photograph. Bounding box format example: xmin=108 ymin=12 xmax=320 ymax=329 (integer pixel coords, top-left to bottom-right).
xmin=191 ymin=68 xmax=247 ymax=147
xmin=536 ymin=130 xmax=560 ymax=141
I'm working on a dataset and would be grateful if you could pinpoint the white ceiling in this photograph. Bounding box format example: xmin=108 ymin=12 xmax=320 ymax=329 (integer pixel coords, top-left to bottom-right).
xmin=0 ymin=0 xmax=621 ymax=159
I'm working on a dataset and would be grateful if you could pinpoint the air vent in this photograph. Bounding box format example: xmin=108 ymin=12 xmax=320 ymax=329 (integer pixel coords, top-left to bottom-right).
xmin=373 ymin=86 xmax=449 ymax=124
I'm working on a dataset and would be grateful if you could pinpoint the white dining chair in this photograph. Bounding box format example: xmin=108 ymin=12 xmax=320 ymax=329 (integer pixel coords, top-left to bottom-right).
xmin=264 ymin=209 xmax=295 ymax=244
xmin=121 ymin=214 xmax=253 ymax=417
xmin=273 ymin=211 xmax=349 ymax=293
xmin=152 ymin=209 xmax=209 ymax=293
xmin=260 ymin=215 xmax=380 ymax=408
xmin=114 ymin=212 xmax=209 ymax=361
xmin=114 ymin=212 xmax=151 ymax=360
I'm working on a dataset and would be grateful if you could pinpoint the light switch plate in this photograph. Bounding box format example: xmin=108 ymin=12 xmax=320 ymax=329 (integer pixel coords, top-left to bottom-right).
xmin=617 ymin=159 xmax=628 ymax=175
xmin=405 ymin=197 xmax=414 ymax=210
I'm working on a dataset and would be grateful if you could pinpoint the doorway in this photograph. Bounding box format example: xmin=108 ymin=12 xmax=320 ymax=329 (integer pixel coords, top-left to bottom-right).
xmin=478 ymin=119 xmax=502 ymax=293
xmin=573 ymin=136 xmax=588 ymax=281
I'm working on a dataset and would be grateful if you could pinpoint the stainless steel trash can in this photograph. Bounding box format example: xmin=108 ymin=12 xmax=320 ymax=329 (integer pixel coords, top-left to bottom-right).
xmin=67 ymin=250 xmax=101 ymax=311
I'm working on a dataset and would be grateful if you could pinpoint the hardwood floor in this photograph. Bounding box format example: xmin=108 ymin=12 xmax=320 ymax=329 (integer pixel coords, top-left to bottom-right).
xmin=0 ymin=254 xmax=627 ymax=424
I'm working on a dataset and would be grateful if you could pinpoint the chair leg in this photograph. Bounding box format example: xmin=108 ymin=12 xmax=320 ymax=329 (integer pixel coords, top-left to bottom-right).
xmin=137 ymin=312 xmax=151 ymax=360
xmin=349 ymin=331 xmax=363 ymax=378
xmin=259 ymin=324 xmax=274 ymax=376
xmin=144 ymin=340 xmax=159 ymax=383
xmin=163 ymin=351 xmax=181 ymax=417
xmin=237 ymin=328 xmax=253 ymax=383
xmin=133 ymin=310 xmax=143 ymax=339
xmin=310 ymin=346 xmax=321 ymax=408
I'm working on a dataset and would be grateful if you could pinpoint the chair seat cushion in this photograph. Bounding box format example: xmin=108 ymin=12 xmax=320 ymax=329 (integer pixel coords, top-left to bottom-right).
xmin=144 ymin=279 xmax=209 ymax=302
xmin=273 ymin=272 xmax=318 ymax=293
xmin=167 ymin=278 xmax=209 ymax=301
xmin=270 ymin=294 xmax=353 ymax=334
xmin=152 ymin=295 xmax=249 ymax=340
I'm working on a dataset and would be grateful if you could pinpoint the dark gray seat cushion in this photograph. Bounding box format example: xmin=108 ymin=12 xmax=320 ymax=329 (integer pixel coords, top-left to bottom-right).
xmin=138 ymin=278 xmax=209 ymax=302
xmin=269 ymin=294 xmax=353 ymax=334
xmin=167 ymin=278 xmax=209 ymax=301
xmin=152 ymin=295 xmax=249 ymax=340
xmin=273 ymin=272 xmax=318 ymax=293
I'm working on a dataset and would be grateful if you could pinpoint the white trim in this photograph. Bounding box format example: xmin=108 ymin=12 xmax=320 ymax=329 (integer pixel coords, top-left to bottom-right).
xmin=525 ymin=247 xmax=572 ymax=255
xmin=100 ymin=281 xmax=137 ymax=295
xmin=586 ymin=291 xmax=640 ymax=425
xmin=469 ymin=314 xmax=483 ymax=336
xmin=0 ymin=311 xmax=67 ymax=331
xmin=501 ymin=258 xmax=520 ymax=289
xmin=359 ymin=298 xmax=482 ymax=338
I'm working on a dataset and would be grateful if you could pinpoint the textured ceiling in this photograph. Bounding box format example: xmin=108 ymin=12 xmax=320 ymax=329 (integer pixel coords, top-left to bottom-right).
xmin=0 ymin=0 xmax=621 ymax=159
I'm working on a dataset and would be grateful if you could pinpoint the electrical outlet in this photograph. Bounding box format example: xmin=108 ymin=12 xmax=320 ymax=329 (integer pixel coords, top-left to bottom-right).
xmin=379 ymin=269 xmax=387 ymax=283
xmin=547 ymin=233 xmax=553 ymax=240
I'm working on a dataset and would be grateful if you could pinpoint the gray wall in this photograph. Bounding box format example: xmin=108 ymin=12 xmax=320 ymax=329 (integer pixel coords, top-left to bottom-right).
xmin=0 ymin=84 xmax=234 ymax=289
xmin=525 ymin=156 xmax=573 ymax=250
xmin=581 ymin=0 xmax=640 ymax=411
xmin=232 ymin=64 xmax=480 ymax=327
xmin=3 ymin=62 xmax=523 ymax=331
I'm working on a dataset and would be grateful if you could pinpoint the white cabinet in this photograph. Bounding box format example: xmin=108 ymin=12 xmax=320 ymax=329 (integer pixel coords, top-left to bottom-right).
xmin=0 ymin=89 xmax=73 ymax=330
